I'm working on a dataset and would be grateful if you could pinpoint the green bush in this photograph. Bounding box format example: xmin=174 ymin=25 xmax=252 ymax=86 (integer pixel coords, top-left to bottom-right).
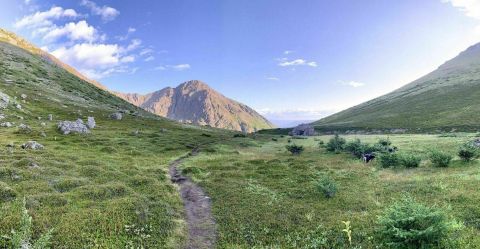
xmin=429 ymin=150 xmax=452 ymax=167
xmin=0 ymin=183 xmax=17 ymax=202
xmin=378 ymin=138 xmax=392 ymax=147
xmin=458 ymin=143 xmax=478 ymax=162
xmin=286 ymin=144 xmax=304 ymax=155
xmin=316 ymin=175 xmax=337 ymax=198
xmin=379 ymin=153 xmax=400 ymax=168
xmin=400 ymin=154 xmax=422 ymax=168
xmin=377 ymin=196 xmax=455 ymax=249
xmin=326 ymin=134 xmax=346 ymax=153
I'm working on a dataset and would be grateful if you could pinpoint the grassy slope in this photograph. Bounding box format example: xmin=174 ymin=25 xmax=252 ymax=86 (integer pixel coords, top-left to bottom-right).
xmin=313 ymin=43 xmax=480 ymax=132
xmin=0 ymin=41 xmax=232 ymax=248
xmin=180 ymin=134 xmax=480 ymax=248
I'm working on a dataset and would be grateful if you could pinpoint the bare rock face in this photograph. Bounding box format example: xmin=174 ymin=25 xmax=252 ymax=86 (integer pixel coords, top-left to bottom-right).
xmin=116 ymin=80 xmax=275 ymax=132
xmin=289 ymin=124 xmax=316 ymax=136
xmin=21 ymin=141 xmax=44 ymax=150
xmin=58 ymin=119 xmax=90 ymax=135
xmin=110 ymin=112 xmax=123 ymax=120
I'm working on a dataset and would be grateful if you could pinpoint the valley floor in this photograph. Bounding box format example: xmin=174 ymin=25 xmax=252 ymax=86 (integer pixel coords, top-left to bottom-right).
xmin=178 ymin=133 xmax=480 ymax=248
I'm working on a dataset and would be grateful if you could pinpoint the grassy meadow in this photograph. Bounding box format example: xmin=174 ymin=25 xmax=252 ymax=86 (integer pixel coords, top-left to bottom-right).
xmin=179 ymin=133 xmax=480 ymax=248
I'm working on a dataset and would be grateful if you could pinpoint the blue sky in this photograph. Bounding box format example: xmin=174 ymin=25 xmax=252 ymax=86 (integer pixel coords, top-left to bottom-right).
xmin=1 ymin=0 xmax=480 ymax=122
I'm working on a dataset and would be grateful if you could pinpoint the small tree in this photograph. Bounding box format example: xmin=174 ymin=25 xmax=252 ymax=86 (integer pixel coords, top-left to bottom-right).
xmin=400 ymin=154 xmax=422 ymax=168
xmin=377 ymin=196 xmax=455 ymax=248
xmin=379 ymin=153 xmax=400 ymax=168
xmin=326 ymin=134 xmax=346 ymax=153
xmin=316 ymin=175 xmax=337 ymax=198
xmin=458 ymin=143 xmax=478 ymax=162
xmin=286 ymin=144 xmax=304 ymax=155
xmin=429 ymin=150 xmax=452 ymax=167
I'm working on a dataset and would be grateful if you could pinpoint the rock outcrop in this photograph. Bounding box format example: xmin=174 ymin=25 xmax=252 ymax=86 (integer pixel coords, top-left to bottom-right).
xmin=289 ymin=124 xmax=316 ymax=136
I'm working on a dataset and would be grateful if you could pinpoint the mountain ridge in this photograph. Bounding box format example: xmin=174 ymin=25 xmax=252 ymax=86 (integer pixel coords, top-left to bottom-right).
xmin=312 ymin=41 xmax=480 ymax=132
xmin=116 ymin=80 xmax=275 ymax=132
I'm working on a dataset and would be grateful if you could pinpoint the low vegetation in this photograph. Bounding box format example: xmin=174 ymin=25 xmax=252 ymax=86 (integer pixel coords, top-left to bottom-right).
xmin=429 ymin=150 xmax=453 ymax=167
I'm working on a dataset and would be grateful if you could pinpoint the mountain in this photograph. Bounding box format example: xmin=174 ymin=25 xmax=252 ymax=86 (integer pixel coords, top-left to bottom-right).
xmin=0 ymin=28 xmax=107 ymax=90
xmin=116 ymin=80 xmax=275 ymax=132
xmin=313 ymin=43 xmax=480 ymax=132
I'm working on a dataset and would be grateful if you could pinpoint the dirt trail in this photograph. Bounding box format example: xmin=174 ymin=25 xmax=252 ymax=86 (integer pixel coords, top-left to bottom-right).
xmin=169 ymin=148 xmax=216 ymax=249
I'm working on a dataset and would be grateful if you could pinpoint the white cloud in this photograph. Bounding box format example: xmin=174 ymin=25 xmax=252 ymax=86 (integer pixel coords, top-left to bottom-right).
xmin=140 ymin=48 xmax=154 ymax=56
xmin=338 ymin=80 xmax=365 ymax=88
xmin=144 ymin=56 xmax=155 ymax=62
xmin=258 ymin=108 xmax=336 ymax=121
xmin=14 ymin=6 xmax=78 ymax=29
xmin=278 ymin=58 xmax=317 ymax=67
xmin=125 ymin=39 xmax=142 ymax=52
xmin=443 ymin=0 xmax=480 ymax=19
xmin=154 ymin=66 xmax=167 ymax=71
xmin=81 ymin=0 xmax=119 ymax=22
xmin=51 ymin=42 xmax=137 ymax=79
xmin=171 ymin=64 xmax=191 ymax=71
xmin=283 ymin=50 xmax=294 ymax=55
xmin=43 ymin=20 xmax=97 ymax=42
xmin=127 ymin=27 xmax=136 ymax=33
xmin=154 ymin=64 xmax=191 ymax=71
xmin=266 ymin=77 xmax=280 ymax=81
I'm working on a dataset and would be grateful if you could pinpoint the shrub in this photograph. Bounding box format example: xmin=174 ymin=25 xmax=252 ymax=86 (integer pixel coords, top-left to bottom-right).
xmin=378 ymin=138 xmax=392 ymax=147
xmin=326 ymin=134 xmax=346 ymax=153
xmin=233 ymin=134 xmax=246 ymax=138
xmin=0 ymin=181 xmax=17 ymax=202
xmin=344 ymin=139 xmax=376 ymax=158
xmin=286 ymin=144 xmax=304 ymax=155
xmin=458 ymin=143 xmax=478 ymax=162
xmin=8 ymin=198 xmax=53 ymax=249
xmin=377 ymin=196 xmax=454 ymax=248
xmin=379 ymin=153 xmax=400 ymax=168
xmin=316 ymin=175 xmax=337 ymax=198
xmin=429 ymin=150 xmax=452 ymax=167
xmin=400 ymin=154 xmax=422 ymax=168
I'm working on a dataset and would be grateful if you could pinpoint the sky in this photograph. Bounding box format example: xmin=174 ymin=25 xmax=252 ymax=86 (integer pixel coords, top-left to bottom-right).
xmin=1 ymin=0 xmax=480 ymax=124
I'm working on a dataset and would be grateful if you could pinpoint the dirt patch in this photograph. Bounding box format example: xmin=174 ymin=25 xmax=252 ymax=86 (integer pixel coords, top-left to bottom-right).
xmin=169 ymin=149 xmax=216 ymax=249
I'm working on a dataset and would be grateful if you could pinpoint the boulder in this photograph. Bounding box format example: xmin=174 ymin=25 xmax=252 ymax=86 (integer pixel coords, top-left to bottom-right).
xmin=57 ymin=119 xmax=90 ymax=135
xmin=1 ymin=122 xmax=12 ymax=128
xmin=87 ymin=116 xmax=96 ymax=129
xmin=289 ymin=124 xmax=316 ymax=136
xmin=0 ymin=114 xmax=5 ymax=120
xmin=15 ymin=104 xmax=22 ymax=110
xmin=21 ymin=141 xmax=44 ymax=150
xmin=18 ymin=123 xmax=31 ymax=133
xmin=110 ymin=112 xmax=123 ymax=120
xmin=20 ymin=94 xmax=27 ymax=99
xmin=0 ymin=92 xmax=9 ymax=109
xmin=48 ymin=114 xmax=53 ymax=121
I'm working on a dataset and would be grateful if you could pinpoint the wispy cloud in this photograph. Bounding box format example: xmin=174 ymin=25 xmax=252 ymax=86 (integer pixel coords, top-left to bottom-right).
xmin=154 ymin=64 xmax=191 ymax=71
xmin=266 ymin=77 xmax=280 ymax=81
xmin=443 ymin=0 xmax=480 ymax=19
xmin=283 ymin=50 xmax=294 ymax=55
xmin=80 ymin=0 xmax=120 ymax=22
xmin=278 ymin=58 xmax=317 ymax=67
xmin=258 ymin=108 xmax=336 ymax=121
xmin=338 ymin=80 xmax=365 ymax=88
xmin=144 ymin=56 xmax=155 ymax=62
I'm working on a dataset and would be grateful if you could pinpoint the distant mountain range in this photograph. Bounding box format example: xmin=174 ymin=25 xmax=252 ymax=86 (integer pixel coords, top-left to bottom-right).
xmin=115 ymin=80 xmax=275 ymax=132
xmin=313 ymin=42 xmax=480 ymax=132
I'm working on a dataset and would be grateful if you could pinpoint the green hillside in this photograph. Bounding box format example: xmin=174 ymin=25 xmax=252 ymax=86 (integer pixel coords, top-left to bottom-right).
xmin=0 ymin=39 xmax=230 ymax=247
xmin=313 ymin=43 xmax=480 ymax=133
